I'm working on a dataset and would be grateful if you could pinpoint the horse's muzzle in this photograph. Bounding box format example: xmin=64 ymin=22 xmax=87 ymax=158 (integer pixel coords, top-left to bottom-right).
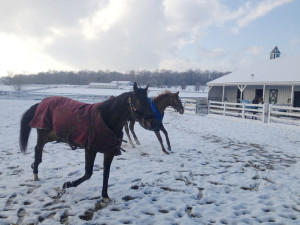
xmin=139 ymin=118 xmax=159 ymax=131
xmin=178 ymin=107 xmax=184 ymax=114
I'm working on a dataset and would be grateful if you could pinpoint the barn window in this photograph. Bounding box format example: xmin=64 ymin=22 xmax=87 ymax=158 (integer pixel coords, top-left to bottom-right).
xmin=269 ymin=89 xmax=278 ymax=104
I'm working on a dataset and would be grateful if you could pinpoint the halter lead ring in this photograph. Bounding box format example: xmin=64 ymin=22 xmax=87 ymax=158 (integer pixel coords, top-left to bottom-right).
xmin=128 ymin=97 xmax=137 ymax=112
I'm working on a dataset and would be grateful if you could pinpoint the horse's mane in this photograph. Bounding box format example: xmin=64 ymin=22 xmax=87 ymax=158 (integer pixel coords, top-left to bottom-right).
xmin=153 ymin=91 xmax=172 ymax=102
xmin=99 ymin=91 xmax=130 ymax=108
xmin=98 ymin=86 xmax=149 ymax=111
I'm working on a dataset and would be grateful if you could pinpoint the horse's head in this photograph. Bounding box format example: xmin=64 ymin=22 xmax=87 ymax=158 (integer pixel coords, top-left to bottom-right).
xmin=129 ymin=83 xmax=158 ymax=131
xmin=170 ymin=91 xmax=184 ymax=114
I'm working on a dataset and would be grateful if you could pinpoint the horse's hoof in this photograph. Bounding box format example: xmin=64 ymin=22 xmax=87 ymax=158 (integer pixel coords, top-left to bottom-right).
xmin=163 ymin=150 xmax=169 ymax=155
xmin=33 ymin=173 xmax=39 ymax=181
xmin=136 ymin=141 xmax=141 ymax=145
xmin=63 ymin=181 xmax=73 ymax=189
xmin=129 ymin=142 xmax=135 ymax=148
xmin=102 ymin=197 xmax=111 ymax=203
xmin=95 ymin=198 xmax=113 ymax=211
xmin=167 ymin=147 xmax=172 ymax=151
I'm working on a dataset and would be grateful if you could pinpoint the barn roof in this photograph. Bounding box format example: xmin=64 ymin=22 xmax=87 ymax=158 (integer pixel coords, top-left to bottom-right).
xmin=207 ymin=55 xmax=300 ymax=86
xmin=270 ymin=46 xmax=280 ymax=54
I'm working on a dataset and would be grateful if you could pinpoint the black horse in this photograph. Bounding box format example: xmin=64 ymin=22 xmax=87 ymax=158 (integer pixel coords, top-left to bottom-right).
xmin=19 ymin=83 xmax=157 ymax=199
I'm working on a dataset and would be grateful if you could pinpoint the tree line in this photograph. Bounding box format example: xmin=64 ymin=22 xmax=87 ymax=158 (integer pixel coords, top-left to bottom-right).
xmin=3 ymin=69 xmax=229 ymax=89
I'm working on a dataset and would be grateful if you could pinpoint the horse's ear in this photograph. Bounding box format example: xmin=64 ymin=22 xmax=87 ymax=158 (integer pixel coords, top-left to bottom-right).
xmin=176 ymin=91 xmax=179 ymax=95
xmin=133 ymin=82 xmax=138 ymax=92
xmin=145 ymin=84 xmax=149 ymax=93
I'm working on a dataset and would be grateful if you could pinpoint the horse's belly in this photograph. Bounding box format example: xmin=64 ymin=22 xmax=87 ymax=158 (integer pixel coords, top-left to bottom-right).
xmin=46 ymin=131 xmax=59 ymax=142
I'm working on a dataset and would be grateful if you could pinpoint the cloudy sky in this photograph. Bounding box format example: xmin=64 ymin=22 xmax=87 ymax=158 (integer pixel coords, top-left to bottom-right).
xmin=0 ymin=0 xmax=299 ymax=77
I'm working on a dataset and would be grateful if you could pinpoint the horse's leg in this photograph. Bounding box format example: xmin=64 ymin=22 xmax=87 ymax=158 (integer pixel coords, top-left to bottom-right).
xmin=32 ymin=129 xmax=50 ymax=181
xmin=160 ymin=124 xmax=171 ymax=151
xmin=63 ymin=149 xmax=96 ymax=188
xmin=102 ymin=153 xmax=114 ymax=199
xmin=155 ymin=131 xmax=169 ymax=154
xmin=129 ymin=121 xmax=140 ymax=145
xmin=124 ymin=121 xmax=135 ymax=148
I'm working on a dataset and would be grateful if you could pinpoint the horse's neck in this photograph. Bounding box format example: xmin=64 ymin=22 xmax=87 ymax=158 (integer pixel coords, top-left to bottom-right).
xmin=154 ymin=94 xmax=171 ymax=114
xmin=100 ymin=93 xmax=131 ymax=135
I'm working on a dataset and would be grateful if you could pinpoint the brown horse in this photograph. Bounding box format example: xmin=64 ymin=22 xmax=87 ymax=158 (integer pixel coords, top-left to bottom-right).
xmin=124 ymin=91 xmax=184 ymax=154
xmin=19 ymin=83 xmax=158 ymax=199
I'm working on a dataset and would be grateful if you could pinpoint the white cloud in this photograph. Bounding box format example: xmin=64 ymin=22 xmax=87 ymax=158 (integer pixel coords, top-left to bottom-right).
xmin=159 ymin=58 xmax=204 ymax=72
xmin=0 ymin=0 xmax=295 ymax=75
xmin=198 ymin=47 xmax=226 ymax=59
xmin=80 ymin=0 xmax=127 ymax=40
xmin=290 ymin=37 xmax=299 ymax=45
xmin=49 ymin=27 xmax=65 ymax=37
xmin=162 ymin=0 xmax=235 ymax=47
xmin=234 ymin=0 xmax=293 ymax=32
xmin=0 ymin=33 xmax=74 ymax=76
xmin=245 ymin=46 xmax=264 ymax=56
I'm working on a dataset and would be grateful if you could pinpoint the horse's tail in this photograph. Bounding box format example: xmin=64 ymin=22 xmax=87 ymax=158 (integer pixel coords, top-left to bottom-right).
xmin=20 ymin=103 xmax=39 ymax=153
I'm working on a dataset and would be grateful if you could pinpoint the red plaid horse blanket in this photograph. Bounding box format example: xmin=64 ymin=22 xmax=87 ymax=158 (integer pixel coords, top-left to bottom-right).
xmin=30 ymin=96 xmax=123 ymax=156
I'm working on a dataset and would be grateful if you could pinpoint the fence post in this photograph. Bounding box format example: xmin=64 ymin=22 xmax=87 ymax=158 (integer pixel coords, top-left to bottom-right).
xmin=196 ymin=98 xmax=199 ymax=114
xmin=223 ymin=101 xmax=226 ymax=116
xmin=208 ymin=100 xmax=210 ymax=115
xmin=242 ymin=103 xmax=245 ymax=119
xmin=263 ymin=103 xmax=268 ymax=123
xmin=268 ymin=104 xmax=272 ymax=124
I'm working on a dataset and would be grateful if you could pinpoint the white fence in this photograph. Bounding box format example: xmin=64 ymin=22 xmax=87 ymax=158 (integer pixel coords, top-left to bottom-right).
xmin=208 ymin=101 xmax=266 ymax=122
xmin=181 ymin=98 xmax=197 ymax=113
xmin=2 ymin=90 xmax=300 ymax=127
xmin=208 ymin=100 xmax=300 ymax=126
xmin=0 ymin=90 xmax=109 ymax=103
xmin=268 ymin=104 xmax=300 ymax=126
xmin=180 ymin=98 xmax=208 ymax=114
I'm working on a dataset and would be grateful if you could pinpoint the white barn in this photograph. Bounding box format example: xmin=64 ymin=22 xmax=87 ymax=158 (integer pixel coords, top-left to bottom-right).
xmin=207 ymin=54 xmax=300 ymax=107
xmin=89 ymin=81 xmax=134 ymax=89
xmin=111 ymin=81 xmax=134 ymax=87
xmin=89 ymin=82 xmax=118 ymax=89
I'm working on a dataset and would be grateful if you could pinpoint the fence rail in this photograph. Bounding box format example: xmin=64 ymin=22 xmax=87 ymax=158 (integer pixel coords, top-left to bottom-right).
xmin=2 ymin=90 xmax=300 ymax=127
xmin=268 ymin=104 xmax=300 ymax=126
xmin=208 ymin=101 xmax=266 ymax=122
xmin=180 ymin=97 xmax=208 ymax=114
xmin=0 ymin=90 xmax=109 ymax=103
xmin=208 ymin=100 xmax=300 ymax=126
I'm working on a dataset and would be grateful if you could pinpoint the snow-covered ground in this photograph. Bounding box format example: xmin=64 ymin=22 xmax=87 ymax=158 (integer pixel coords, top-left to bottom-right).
xmin=0 ymin=93 xmax=300 ymax=224
xmin=0 ymin=84 xmax=208 ymax=98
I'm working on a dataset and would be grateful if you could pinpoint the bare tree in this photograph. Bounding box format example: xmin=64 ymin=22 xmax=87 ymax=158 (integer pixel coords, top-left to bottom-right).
xmin=180 ymin=81 xmax=187 ymax=91
xmin=194 ymin=82 xmax=201 ymax=92
xmin=9 ymin=72 xmax=24 ymax=92
xmin=2 ymin=69 xmax=228 ymax=86
xmin=6 ymin=71 xmax=14 ymax=82
xmin=199 ymin=85 xmax=207 ymax=92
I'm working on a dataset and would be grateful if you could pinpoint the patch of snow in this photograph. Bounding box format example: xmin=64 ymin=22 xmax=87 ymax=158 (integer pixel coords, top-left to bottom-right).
xmin=0 ymin=92 xmax=299 ymax=224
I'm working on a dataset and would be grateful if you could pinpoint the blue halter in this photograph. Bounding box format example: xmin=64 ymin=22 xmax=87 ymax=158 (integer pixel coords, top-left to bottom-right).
xmin=149 ymin=98 xmax=164 ymax=123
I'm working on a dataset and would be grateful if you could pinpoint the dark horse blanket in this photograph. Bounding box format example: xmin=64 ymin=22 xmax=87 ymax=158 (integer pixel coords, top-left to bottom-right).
xmin=149 ymin=98 xmax=164 ymax=123
xmin=149 ymin=98 xmax=163 ymax=132
xmin=30 ymin=96 xmax=123 ymax=156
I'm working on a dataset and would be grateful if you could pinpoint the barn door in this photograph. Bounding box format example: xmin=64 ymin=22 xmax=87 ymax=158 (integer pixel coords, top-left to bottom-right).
xmin=269 ymin=89 xmax=278 ymax=104
xmin=236 ymin=89 xmax=241 ymax=102
xmin=255 ymin=89 xmax=263 ymax=98
xmin=294 ymin=91 xmax=300 ymax=107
